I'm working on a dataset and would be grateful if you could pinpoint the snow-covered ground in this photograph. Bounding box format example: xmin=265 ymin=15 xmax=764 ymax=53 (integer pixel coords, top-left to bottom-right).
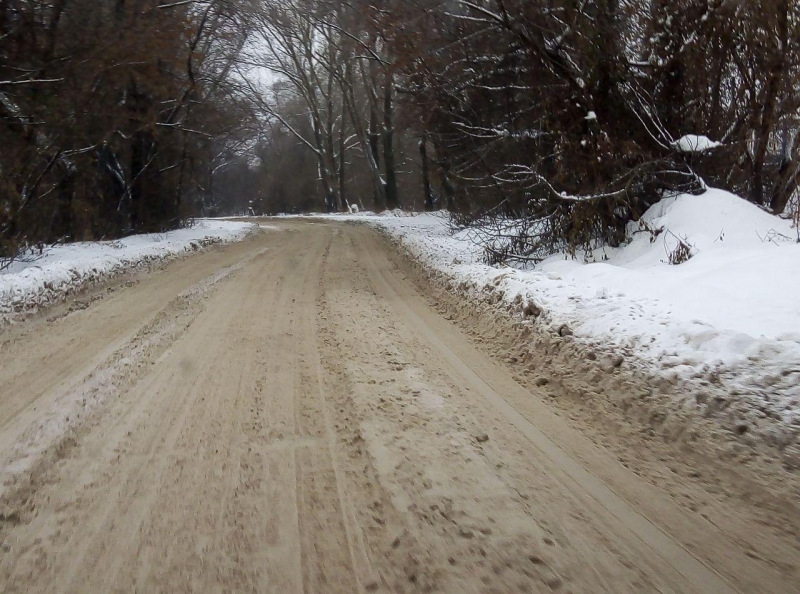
xmin=0 ymin=220 xmax=255 ymax=323
xmin=318 ymin=189 xmax=800 ymax=425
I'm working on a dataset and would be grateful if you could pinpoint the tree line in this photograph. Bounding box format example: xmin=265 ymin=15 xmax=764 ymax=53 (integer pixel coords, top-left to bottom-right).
xmin=0 ymin=0 xmax=254 ymax=263
xmin=3 ymin=1 xmax=799 ymax=264
xmin=233 ymin=0 xmax=800 ymax=261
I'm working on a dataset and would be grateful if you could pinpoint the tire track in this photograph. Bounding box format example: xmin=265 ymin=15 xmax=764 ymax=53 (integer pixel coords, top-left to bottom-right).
xmin=0 ymin=221 xmax=796 ymax=593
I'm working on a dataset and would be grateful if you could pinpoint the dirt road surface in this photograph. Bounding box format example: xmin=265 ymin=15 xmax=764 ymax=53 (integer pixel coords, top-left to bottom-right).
xmin=1 ymin=221 xmax=798 ymax=593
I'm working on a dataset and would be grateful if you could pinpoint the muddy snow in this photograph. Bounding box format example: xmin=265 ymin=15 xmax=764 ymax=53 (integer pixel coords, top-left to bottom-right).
xmin=317 ymin=189 xmax=800 ymax=457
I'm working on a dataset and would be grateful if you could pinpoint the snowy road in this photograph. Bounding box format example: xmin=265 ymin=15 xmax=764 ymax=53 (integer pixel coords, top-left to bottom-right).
xmin=0 ymin=221 xmax=797 ymax=593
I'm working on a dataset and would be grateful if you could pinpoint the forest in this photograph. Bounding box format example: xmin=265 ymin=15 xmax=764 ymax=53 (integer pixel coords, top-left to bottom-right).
xmin=2 ymin=0 xmax=799 ymax=264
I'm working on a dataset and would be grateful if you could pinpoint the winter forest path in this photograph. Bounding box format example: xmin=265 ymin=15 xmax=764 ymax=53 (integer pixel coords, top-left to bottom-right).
xmin=0 ymin=221 xmax=797 ymax=593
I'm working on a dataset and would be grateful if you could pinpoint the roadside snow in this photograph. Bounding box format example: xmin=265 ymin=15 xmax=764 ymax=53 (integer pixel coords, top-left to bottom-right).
xmin=0 ymin=220 xmax=255 ymax=323
xmin=315 ymin=189 xmax=800 ymax=423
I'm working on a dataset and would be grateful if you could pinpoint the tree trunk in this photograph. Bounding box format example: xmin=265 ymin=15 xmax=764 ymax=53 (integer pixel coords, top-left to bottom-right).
xmin=50 ymin=170 xmax=75 ymax=242
xmin=368 ymin=53 xmax=382 ymax=174
xmin=770 ymin=121 xmax=798 ymax=214
xmin=420 ymin=133 xmax=434 ymax=211
xmin=338 ymin=94 xmax=347 ymax=211
xmin=341 ymin=64 xmax=385 ymax=211
xmin=751 ymin=0 xmax=788 ymax=206
xmin=382 ymin=70 xmax=399 ymax=210
xmin=311 ymin=113 xmax=338 ymax=212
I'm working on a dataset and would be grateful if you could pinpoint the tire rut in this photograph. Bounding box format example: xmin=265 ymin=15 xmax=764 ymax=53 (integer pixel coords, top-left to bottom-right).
xmin=0 ymin=221 xmax=796 ymax=593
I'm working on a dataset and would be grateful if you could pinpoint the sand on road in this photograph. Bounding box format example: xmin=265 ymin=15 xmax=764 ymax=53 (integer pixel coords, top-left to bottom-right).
xmin=0 ymin=221 xmax=798 ymax=593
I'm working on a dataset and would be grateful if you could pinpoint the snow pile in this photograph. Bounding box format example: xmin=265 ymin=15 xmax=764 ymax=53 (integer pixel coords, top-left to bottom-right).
xmin=537 ymin=191 xmax=800 ymax=401
xmin=333 ymin=190 xmax=800 ymax=425
xmin=0 ymin=220 xmax=255 ymax=323
xmin=672 ymin=134 xmax=722 ymax=153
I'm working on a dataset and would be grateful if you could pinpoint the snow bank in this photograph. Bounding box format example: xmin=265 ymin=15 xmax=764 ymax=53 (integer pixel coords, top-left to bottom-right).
xmin=317 ymin=190 xmax=800 ymax=426
xmin=0 ymin=220 xmax=255 ymax=323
